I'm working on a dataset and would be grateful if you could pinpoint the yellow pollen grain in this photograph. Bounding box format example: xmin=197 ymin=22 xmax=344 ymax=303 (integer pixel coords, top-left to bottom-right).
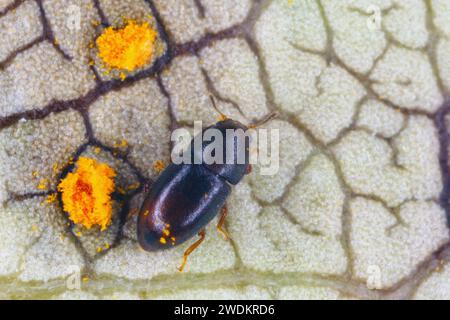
xmin=127 ymin=183 xmax=140 ymax=190
xmin=163 ymin=229 xmax=170 ymax=236
xmin=114 ymin=139 xmax=129 ymax=148
xmin=153 ymin=160 xmax=165 ymax=173
xmin=46 ymin=193 xmax=57 ymax=204
xmin=94 ymin=147 xmax=101 ymax=154
xmin=159 ymin=237 xmax=167 ymax=244
xmin=57 ymin=157 xmax=116 ymax=231
xmin=96 ymin=19 xmax=157 ymax=72
xmin=37 ymin=179 xmax=49 ymax=190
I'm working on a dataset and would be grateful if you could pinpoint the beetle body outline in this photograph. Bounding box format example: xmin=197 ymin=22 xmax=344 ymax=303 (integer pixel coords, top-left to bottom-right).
xmin=137 ymin=119 xmax=251 ymax=252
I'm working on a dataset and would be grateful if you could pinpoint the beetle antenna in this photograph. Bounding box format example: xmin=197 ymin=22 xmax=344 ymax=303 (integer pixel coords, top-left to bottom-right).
xmin=249 ymin=112 xmax=278 ymax=129
xmin=209 ymin=95 xmax=228 ymax=121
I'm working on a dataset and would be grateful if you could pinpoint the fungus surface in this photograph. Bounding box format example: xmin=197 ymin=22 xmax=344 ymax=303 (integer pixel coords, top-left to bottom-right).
xmin=1 ymin=0 xmax=450 ymax=300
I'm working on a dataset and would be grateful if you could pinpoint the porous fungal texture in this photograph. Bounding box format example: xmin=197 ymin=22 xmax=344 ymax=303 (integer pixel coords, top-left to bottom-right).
xmin=0 ymin=0 xmax=450 ymax=300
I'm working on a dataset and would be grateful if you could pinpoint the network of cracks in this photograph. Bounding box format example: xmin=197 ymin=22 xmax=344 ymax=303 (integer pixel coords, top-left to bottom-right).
xmin=0 ymin=0 xmax=450 ymax=299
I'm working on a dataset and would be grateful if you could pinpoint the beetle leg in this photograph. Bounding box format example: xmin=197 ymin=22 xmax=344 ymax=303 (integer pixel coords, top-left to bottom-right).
xmin=177 ymin=230 xmax=206 ymax=272
xmin=217 ymin=206 xmax=231 ymax=241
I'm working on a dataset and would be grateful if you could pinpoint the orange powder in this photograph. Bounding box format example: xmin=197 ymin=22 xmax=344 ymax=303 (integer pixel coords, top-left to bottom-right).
xmin=96 ymin=20 xmax=157 ymax=72
xmin=58 ymin=157 xmax=116 ymax=231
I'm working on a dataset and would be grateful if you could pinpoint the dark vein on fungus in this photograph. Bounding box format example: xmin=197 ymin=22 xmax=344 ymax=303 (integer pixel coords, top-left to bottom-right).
xmin=0 ymin=1 xmax=258 ymax=131
xmin=156 ymin=74 xmax=179 ymax=153
xmin=35 ymin=0 xmax=72 ymax=61
xmin=200 ymin=67 xmax=248 ymax=121
xmin=193 ymin=0 xmax=206 ymax=19
xmin=435 ymin=102 xmax=450 ymax=226
xmin=0 ymin=0 xmax=24 ymax=19
xmin=92 ymin=0 xmax=109 ymax=27
xmin=7 ymin=190 xmax=55 ymax=203
xmin=0 ymin=36 xmax=44 ymax=70
xmin=144 ymin=0 xmax=174 ymax=55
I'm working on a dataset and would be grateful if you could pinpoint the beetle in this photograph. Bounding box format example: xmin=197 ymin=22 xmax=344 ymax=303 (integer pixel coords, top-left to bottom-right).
xmin=137 ymin=97 xmax=275 ymax=271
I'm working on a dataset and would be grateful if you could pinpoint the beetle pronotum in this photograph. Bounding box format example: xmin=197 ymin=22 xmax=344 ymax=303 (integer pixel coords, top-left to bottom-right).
xmin=137 ymin=97 xmax=276 ymax=271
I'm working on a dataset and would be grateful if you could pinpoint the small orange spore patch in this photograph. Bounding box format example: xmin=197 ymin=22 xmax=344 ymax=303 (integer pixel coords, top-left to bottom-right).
xmin=46 ymin=193 xmax=57 ymax=204
xmin=37 ymin=179 xmax=49 ymax=190
xmin=57 ymin=157 xmax=116 ymax=231
xmin=153 ymin=160 xmax=166 ymax=173
xmin=96 ymin=20 xmax=157 ymax=72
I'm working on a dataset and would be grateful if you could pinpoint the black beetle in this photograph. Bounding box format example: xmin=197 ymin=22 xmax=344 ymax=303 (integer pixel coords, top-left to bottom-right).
xmin=137 ymin=98 xmax=275 ymax=271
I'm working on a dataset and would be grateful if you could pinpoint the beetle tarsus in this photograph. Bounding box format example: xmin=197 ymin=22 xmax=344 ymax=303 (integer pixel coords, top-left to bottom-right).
xmin=217 ymin=206 xmax=231 ymax=241
xmin=178 ymin=229 xmax=206 ymax=272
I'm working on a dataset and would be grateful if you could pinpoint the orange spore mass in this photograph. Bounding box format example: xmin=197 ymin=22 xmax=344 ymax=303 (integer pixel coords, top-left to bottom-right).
xmin=96 ymin=20 xmax=157 ymax=72
xmin=58 ymin=157 xmax=116 ymax=231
